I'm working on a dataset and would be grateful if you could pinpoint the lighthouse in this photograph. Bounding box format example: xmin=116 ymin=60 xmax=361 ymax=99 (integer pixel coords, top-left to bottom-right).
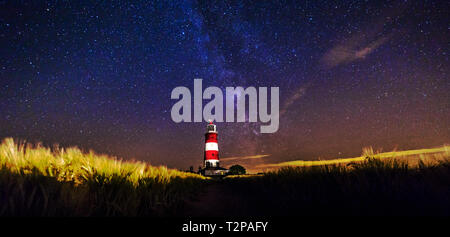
xmin=202 ymin=121 xmax=228 ymax=176
xmin=204 ymin=121 xmax=219 ymax=168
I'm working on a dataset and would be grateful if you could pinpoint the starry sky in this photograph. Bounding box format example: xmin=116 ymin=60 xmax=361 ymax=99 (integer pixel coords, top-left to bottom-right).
xmin=0 ymin=0 xmax=448 ymax=172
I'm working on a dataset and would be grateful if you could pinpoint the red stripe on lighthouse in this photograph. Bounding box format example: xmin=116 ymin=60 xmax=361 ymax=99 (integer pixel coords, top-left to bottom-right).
xmin=205 ymin=150 xmax=219 ymax=160
xmin=205 ymin=133 xmax=217 ymax=143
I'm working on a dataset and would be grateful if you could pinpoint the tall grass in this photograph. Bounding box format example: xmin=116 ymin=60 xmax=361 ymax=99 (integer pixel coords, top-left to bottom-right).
xmin=1 ymin=137 xmax=449 ymax=216
xmin=259 ymin=145 xmax=450 ymax=169
xmin=222 ymin=155 xmax=450 ymax=216
xmin=0 ymin=138 xmax=205 ymax=216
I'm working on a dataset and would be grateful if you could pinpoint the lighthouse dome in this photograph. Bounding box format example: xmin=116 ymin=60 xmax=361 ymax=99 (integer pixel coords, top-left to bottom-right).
xmin=206 ymin=122 xmax=217 ymax=133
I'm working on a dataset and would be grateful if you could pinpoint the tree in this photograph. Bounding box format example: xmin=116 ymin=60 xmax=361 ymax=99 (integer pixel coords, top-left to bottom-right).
xmin=229 ymin=164 xmax=246 ymax=175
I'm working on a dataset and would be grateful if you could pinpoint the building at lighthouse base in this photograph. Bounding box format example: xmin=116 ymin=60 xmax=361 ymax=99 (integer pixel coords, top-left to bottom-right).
xmin=201 ymin=166 xmax=229 ymax=177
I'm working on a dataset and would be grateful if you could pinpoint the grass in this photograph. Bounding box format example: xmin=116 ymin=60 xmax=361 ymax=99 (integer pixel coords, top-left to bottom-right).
xmin=258 ymin=145 xmax=450 ymax=169
xmin=0 ymin=138 xmax=206 ymax=216
xmin=221 ymin=152 xmax=450 ymax=216
xmin=1 ymin=137 xmax=449 ymax=216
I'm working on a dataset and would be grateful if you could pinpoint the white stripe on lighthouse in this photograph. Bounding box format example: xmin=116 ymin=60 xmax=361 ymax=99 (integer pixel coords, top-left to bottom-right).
xmin=205 ymin=142 xmax=219 ymax=151
xmin=205 ymin=159 xmax=219 ymax=167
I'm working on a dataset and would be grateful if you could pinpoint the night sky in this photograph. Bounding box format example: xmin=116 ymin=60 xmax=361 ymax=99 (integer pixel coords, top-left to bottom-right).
xmin=0 ymin=0 xmax=448 ymax=172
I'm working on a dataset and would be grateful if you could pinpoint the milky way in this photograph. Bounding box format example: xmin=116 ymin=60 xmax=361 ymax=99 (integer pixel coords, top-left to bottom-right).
xmin=0 ymin=1 xmax=448 ymax=171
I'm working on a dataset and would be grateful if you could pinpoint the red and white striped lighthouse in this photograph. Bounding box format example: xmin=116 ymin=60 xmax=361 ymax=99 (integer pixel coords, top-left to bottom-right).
xmin=204 ymin=120 xmax=219 ymax=168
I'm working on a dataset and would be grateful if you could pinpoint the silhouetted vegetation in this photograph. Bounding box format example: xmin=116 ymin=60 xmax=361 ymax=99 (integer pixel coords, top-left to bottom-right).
xmin=228 ymin=164 xmax=246 ymax=175
xmin=220 ymin=157 xmax=450 ymax=216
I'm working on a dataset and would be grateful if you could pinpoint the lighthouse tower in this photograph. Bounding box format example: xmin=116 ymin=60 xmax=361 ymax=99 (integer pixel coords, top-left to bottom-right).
xmin=204 ymin=121 xmax=219 ymax=168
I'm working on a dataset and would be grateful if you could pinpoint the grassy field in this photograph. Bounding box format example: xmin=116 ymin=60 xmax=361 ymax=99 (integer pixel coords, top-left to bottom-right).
xmin=218 ymin=148 xmax=450 ymax=216
xmin=259 ymin=145 xmax=450 ymax=169
xmin=0 ymin=138 xmax=205 ymax=216
xmin=1 ymin=137 xmax=449 ymax=216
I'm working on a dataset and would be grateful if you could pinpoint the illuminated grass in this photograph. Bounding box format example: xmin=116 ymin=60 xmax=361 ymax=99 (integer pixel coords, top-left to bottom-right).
xmin=0 ymin=138 xmax=205 ymax=216
xmin=259 ymin=145 xmax=450 ymax=168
